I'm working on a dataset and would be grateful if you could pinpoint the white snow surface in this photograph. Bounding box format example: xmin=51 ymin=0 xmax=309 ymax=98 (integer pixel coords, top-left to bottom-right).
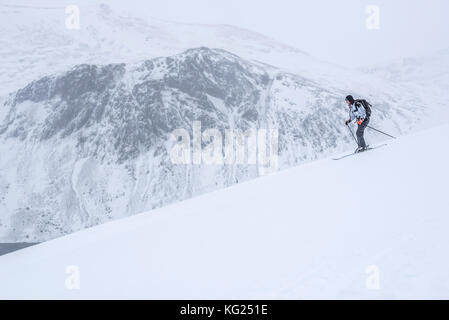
xmin=0 ymin=124 xmax=448 ymax=299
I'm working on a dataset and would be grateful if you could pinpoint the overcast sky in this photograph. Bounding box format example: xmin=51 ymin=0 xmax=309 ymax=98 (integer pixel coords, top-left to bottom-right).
xmin=9 ymin=0 xmax=449 ymax=67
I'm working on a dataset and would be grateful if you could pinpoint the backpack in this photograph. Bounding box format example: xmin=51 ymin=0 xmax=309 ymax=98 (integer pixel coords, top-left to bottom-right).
xmin=355 ymin=99 xmax=372 ymax=118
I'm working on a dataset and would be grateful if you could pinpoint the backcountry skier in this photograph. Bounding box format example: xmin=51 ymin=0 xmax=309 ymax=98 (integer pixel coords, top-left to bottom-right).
xmin=344 ymin=95 xmax=372 ymax=153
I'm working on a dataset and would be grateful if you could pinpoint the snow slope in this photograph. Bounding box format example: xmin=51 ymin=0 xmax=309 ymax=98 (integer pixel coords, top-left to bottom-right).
xmin=1 ymin=124 xmax=448 ymax=299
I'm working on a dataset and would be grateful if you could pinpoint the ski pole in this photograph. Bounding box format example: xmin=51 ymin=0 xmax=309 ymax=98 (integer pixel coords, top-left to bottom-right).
xmin=367 ymin=125 xmax=397 ymax=139
xmin=346 ymin=125 xmax=359 ymax=146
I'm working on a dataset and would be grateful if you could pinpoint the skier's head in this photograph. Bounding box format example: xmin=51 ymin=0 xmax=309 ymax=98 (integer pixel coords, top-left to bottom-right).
xmin=345 ymin=95 xmax=355 ymax=106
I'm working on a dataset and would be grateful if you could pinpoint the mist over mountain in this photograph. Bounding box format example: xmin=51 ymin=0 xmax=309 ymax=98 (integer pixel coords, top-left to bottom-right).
xmin=0 ymin=3 xmax=311 ymax=97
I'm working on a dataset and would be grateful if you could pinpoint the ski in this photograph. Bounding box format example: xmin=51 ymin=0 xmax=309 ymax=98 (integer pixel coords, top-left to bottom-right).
xmin=332 ymin=144 xmax=388 ymax=161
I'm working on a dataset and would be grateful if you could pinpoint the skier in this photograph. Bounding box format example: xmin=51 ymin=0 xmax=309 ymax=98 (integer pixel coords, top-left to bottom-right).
xmin=344 ymin=95 xmax=371 ymax=153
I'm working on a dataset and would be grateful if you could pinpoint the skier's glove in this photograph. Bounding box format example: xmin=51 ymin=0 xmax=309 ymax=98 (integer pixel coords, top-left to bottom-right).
xmin=345 ymin=120 xmax=351 ymax=126
xmin=357 ymin=118 xmax=364 ymax=125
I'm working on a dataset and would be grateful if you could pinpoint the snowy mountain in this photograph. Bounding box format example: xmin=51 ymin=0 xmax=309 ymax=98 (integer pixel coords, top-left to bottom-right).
xmin=0 ymin=3 xmax=441 ymax=242
xmin=0 ymin=47 xmax=418 ymax=242
xmin=361 ymin=48 xmax=449 ymax=128
xmin=1 ymin=124 xmax=448 ymax=299
xmin=363 ymin=48 xmax=449 ymax=85
xmin=0 ymin=2 xmax=315 ymax=97
xmin=1 ymin=2 xmax=432 ymax=101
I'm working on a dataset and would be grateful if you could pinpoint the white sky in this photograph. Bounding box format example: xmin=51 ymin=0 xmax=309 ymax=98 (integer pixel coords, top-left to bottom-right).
xmin=7 ymin=0 xmax=449 ymax=67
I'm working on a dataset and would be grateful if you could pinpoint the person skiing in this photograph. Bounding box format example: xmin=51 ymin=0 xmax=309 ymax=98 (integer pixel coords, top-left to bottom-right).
xmin=344 ymin=95 xmax=370 ymax=153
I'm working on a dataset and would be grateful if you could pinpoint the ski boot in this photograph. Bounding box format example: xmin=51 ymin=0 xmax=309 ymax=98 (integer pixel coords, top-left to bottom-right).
xmin=355 ymin=146 xmax=368 ymax=153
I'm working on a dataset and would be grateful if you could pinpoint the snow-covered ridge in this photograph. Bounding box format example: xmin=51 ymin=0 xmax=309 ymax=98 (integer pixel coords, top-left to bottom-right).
xmin=1 ymin=124 xmax=448 ymax=299
xmin=0 ymin=2 xmax=313 ymax=97
xmin=360 ymin=48 xmax=449 ymax=127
